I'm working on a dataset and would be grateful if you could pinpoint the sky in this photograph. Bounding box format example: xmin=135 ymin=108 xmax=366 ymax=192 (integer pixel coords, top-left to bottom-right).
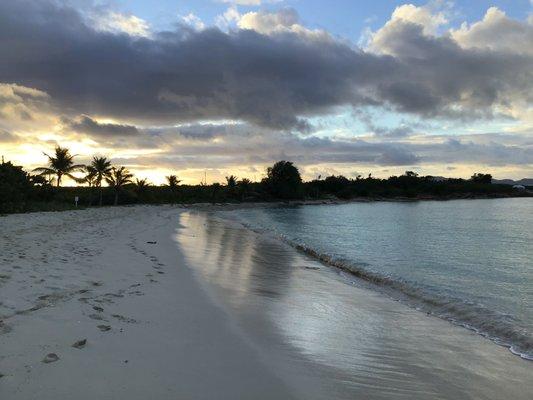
xmin=0 ymin=0 xmax=532 ymax=184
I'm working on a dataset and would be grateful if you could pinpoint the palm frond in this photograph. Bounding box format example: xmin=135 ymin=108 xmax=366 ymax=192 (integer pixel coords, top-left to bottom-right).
xmin=32 ymin=167 xmax=55 ymax=174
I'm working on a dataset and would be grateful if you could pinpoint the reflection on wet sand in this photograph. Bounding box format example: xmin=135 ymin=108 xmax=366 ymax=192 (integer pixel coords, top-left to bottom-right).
xmin=176 ymin=211 xmax=533 ymax=400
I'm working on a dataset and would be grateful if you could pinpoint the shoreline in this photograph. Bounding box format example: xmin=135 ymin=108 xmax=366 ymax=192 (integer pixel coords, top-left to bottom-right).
xmin=184 ymin=192 xmax=532 ymax=212
xmin=1 ymin=205 xmax=532 ymax=399
xmin=176 ymin=210 xmax=533 ymax=399
xmin=1 ymin=190 xmax=531 ymax=217
xmin=208 ymin=201 xmax=533 ymax=361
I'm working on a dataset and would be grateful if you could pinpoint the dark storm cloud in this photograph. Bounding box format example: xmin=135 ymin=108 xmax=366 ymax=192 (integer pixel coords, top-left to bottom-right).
xmin=371 ymin=21 xmax=533 ymax=119
xmin=172 ymin=123 xmax=258 ymax=140
xmin=0 ymin=1 xmax=531 ymax=131
xmin=64 ymin=115 xmax=139 ymax=136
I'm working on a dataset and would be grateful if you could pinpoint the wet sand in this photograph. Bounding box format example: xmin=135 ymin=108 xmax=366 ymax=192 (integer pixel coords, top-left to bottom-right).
xmin=177 ymin=211 xmax=533 ymax=400
xmin=0 ymin=206 xmax=531 ymax=399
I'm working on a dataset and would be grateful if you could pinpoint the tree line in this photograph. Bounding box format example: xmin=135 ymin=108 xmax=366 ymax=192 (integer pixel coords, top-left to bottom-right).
xmin=0 ymin=145 xmax=528 ymax=214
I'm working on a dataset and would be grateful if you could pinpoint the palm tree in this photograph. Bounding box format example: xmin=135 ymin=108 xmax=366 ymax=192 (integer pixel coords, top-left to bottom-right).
xmin=166 ymin=175 xmax=181 ymax=188
xmin=86 ymin=157 xmax=112 ymax=206
xmin=225 ymin=175 xmax=238 ymax=199
xmin=134 ymin=178 xmax=150 ymax=201
xmin=238 ymin=178 xmax=252 ymax=200
xmin=33 ymin=146 xmax=85 ymax=187
xmin=225 ymin=175 xmax=237 ymax=188
xmin=106 ymin=166 xmax=133 ymax=206
xmin=166 ymin=174 xmax=181 ymax=203
xmin=84 ymin=168 xmax=97 ymax=187
xmin=134 ymin=178 xmax=150 ymax=190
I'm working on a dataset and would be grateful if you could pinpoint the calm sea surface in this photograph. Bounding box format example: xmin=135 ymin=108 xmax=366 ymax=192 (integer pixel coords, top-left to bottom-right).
xmin=221 ymin=198 xmax=533 ymax=358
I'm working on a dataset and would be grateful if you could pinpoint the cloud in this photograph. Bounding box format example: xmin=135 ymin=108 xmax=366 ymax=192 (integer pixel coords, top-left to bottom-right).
xmin=225 ymin=8 xmax=332 ymax=40
xmin=374 ymin=147 xmax=420 ymax=165
xmin=1 ymin=1 xmax=531 ymax=133
xmin=0 ymin=83 xmax=55 ymax=131
xmin=383 ymin=3 xmax=449 ymax=35
xmin=367 ymin=5 xmax=533 ymax=120
xmin=0 ymin=1 xmax=532 ymax=181
xmin=215 ymin=6 xmax=242 ymax=29
xmin=372 ymin=125 xmax=414 ymax=138
xmin=0 ymin=129 xmax=19 ymax=143
xmin=64 ymin=115 xmax=139 ymax=137
xmin=238 ymin=8 xmax=300 ymax=34
xmin=450 ymin=7 xmax=533 ymax=56
xmin=90 ymin=11 xmax=151 ymax=37
xmin=107 ymin=120 xmax=532 ymax=172
xmin=180 ymin=13 xmax=205 ymax=31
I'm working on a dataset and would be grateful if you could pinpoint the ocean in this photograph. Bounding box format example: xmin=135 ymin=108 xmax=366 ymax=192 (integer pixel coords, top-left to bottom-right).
xmin=219 ymin=198 xmax=533 ymax=359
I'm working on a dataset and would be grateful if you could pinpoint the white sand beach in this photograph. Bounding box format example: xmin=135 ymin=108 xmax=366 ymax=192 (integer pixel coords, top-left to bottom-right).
xmin=1 ymin=206 xmax=532 ymax=399
xmin=0 ymin=206 xmax=299 ymax=399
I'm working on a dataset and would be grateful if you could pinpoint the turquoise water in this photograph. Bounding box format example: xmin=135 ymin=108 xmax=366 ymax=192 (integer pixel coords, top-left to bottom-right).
xmin=221 ymin=198 xmax=533 ymax=358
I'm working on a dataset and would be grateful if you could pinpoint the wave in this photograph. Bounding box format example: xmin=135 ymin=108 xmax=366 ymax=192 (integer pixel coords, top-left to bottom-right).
xmin=221 ymin=214 xmax=533 ymax=361
xmin=289 ymin=240 xmax=533 ymax=361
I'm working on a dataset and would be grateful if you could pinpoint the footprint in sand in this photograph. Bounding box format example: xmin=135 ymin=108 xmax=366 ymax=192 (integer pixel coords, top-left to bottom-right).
xmin=88 ymin=313 xmax=106 ymax=321
xmin=112 ymin=314 xmax=137 ymax=323
xmin=72 ymin=339 xmax=87 ymax=349
xmin=97 ymin=325 xmax=111 ymax=332
xmin=0 ymin=321 xmax=12 ymax=334
xmin=42 ymin=353 xmax=59 ymax=364
xmin=105 ymin=293 xmax=124 ymax=299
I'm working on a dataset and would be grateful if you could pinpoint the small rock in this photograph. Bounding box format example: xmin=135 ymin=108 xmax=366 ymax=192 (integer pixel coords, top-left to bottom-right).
xmin=42 ymin=353 xmax=59 ymax=364
xmin=97 ymin=325 xmax=111 ymax=332
xmin=72 ymin=339 xmax=87 ymax=349
xmin=146 ymin=241 xmax=157 ymax=244
xmin=92 ymin=306 xmax=104 ymax=312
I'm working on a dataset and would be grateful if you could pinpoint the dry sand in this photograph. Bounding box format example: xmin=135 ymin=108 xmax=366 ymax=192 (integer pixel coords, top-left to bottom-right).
xmin=0 ymin=206 xmax=298 ymax=399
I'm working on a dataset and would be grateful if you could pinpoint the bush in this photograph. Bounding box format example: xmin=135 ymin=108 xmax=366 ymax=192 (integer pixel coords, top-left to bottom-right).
xmin=262 ymin=161 xmax=303 ymax=199
xmin=0 ymin=162 xmax=33 ymax=213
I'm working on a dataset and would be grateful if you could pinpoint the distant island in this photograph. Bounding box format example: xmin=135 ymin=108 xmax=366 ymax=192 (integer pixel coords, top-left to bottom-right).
xmin=1 ymin=146 xmax=531 ymax=214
